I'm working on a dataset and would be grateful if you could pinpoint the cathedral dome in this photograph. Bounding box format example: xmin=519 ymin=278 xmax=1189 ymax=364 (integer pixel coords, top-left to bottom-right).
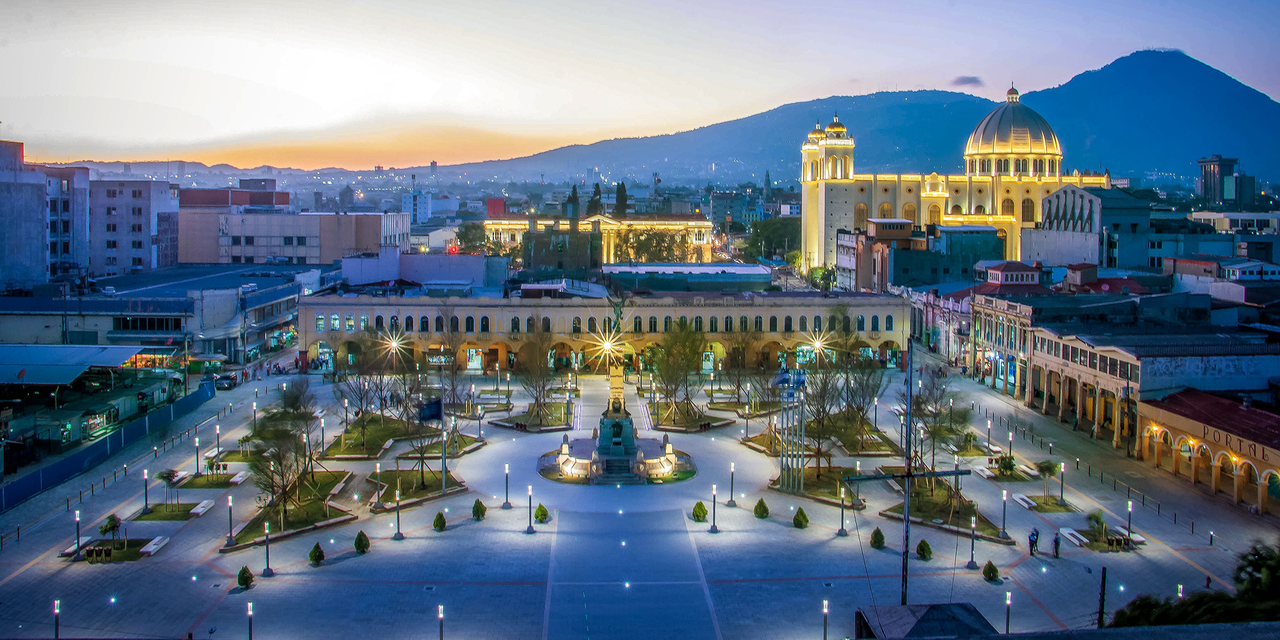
xmin=963 ymin=85 xmax=1061 ymax=157
xmin=825 ymin=115 xmax=846 ymax=135
xmin=806 ymin=121 xmax=825 ymax=142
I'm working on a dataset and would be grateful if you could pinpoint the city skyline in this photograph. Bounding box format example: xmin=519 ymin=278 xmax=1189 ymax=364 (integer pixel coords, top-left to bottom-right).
xmin=2 ymin=0 xmax=1277 ymax=170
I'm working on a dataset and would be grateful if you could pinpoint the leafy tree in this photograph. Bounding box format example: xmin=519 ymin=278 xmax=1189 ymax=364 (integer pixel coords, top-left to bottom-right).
xmin=724 ymin=329 xmax=762 ymax=404
xmin=472 ymin=499 xmax=488 ymax=521
xmin=614 ymin=182 xmax=629 ymax=217
xmin=785 ymin=250 xmax=802 ymax=271
xmin=1086 ymin=510 xmax=1108 ymax=541
xmin=996 ymin=455 xmax=1017 ymax=477
xmin=433 ymin=511 xmax=447 ymax=531
xmin=802 ymin=363 xmax=843 ymax=478
xmin=1235 ymin=540 xmax=1280 ymax=601
xmin=614 ymin=229 xmax=690 ymax=263
xmin=1036 ymin=460 xmax=1060 ymax=499
xmin=517 ymin=318 xmax=556 ymax=426
xmin=753 ymin=498 xmax=770 ymax=519
xmin=834 ymin=332 xmax=887 ymax=454
xmin=1109 ymin=539 xmax=1280 ymax=627
xmin=745 ymin=217 xmax=800 ymax=261
xmin=354 ymin=531 xmax=370 ymax=554
xmin=534 ymin=503 xmax=549 ymax=523
xmin=870 ymin=527 xmax=886 ymax=549
xmin=155 ymin=469 xmax=179 ymax=510
xmin=308 ymin=542 xmax=325 ymax=566
xmin=983 ymin=560 xmax=999 ymax=582
xmin=793 ymin=507 xmax=809 ymax=529
xmin=98 ymin=514 xmax=121 ymax=540
xmin=652 ymin=318 xmax=705 ymax=425
xmin=456 ymin=223 xmax=487 ymax=253
xmin=916 ymin=539 xmax=933 ymax=561
xmin=692 ymin=501 xmax=708 ymax=522
xmin=237 ymin=566 xmax=254 ymax=589
xmin=585 ymin=183 xmax=603 ymax=217
xmin=248 ymin=427 xmax=304 ymax=531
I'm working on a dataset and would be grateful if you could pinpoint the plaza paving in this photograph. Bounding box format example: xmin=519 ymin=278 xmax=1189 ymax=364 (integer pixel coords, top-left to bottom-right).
xmin=0 ymin=354 xmax=1276 ymax=639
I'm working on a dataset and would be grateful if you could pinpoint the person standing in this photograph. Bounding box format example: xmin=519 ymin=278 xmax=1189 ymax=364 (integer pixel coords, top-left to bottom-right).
xmin=1053 ymin=532 xmax=1061 ymax=558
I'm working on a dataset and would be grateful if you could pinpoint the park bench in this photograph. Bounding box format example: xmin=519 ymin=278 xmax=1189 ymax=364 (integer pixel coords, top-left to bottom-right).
xmin=190 ymin=500 xmax=215 ymax=516
xmin=173 ymin=471 xmax=191 ymax=484
xmin=941 ymin=443 xmax=957 ymax=454
xmin=203 ymin=449 xmax=218 ymax=460
xmin=971 ymin=466 xmax=994 ymax=479
xmin=1012 ymin=493 xmax=1037 ymax=510
xmin=885 ymin=480 xmax=904 ymax=495
xmin=1060 ymin=528 xmax=1089 ymax=547
xmin=140 ymin=536 xmax=169 ymax=556
xmin=230 ymin=471 xmax=250 ymax=485
xmin=1017 ymin=464 xmax=1041 ymax=478
xmin=986 ymin=443 xmax=1003 ymax=455
xmin=1114 ymin=527 xmax=1146 ymax=545
xmin=60 ymin=536 xmax=96 ymax=557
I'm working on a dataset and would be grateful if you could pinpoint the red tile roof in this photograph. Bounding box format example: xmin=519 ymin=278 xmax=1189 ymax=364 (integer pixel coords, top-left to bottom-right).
xmin=1146 ymin=388 xmax=1280 ymax=448
xmin=971 ymin=282 xmax=1052 ymax=296
xmin=1072 ymin=278 xmax=1149 ymax=294
xmin=988 ymin=261 xmax=1041 ymax=273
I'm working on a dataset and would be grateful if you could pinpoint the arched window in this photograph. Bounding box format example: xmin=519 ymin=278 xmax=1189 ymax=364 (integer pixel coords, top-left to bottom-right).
xmin=542 ymin=317 xmax=551 ymax=333
xmin=435 ymin=316 xmax=444 ymax=333
xmin=878 ymin=202 xmax=893 ymax=217
xmin=649 ymin=316 xmax=658 ymax=333
xmin=603 ymin=317 xmax=611 ymax=332
xmin=480 ymin=316 xmax=490 ymax=333
xmin=871 ymin=315 xmax=880 ymax=332
xmin=797 ymin=316 xmax=806 ymax=332
xmin=854 ymin=203 xmax=869 ymax=225
xmin=950 ymin=204 xmax=962 ymax=216
xmin=842 ymin=315 xmax=851 ymax=333
xmin=708 ymin=316 xmax=718 ymax=333
xmin=572 ymin=317 xmax=582 ymax=333
xmin=741 ymin=316 xmax=750 ymax=333
xmin=465 ymin=316 xmax=475 ymax=333
xmin=769 ymin=316 xmax=778 ymax=332
xmin=1001 ymin=198 xmax=1015 ymax=216
xmin=724 ymin=315 xmax=733 ymax=332
xmin=347 ymin=314 xmax=355 ymax=333
xmin=587 ymin=317 xmax=597 ymax=333
xmin=974 ymin=204 xmax=986 ymax=215
xmin=886 ymin=315 xmax=894 ymax=331
xmin=814 ymin=316 xmax=822 ymax=332
xmin=527 ymin=317 xmax=535 ymax=333
xmin=634 ymin=316 xmax=643 ymax=333
xmin=404 ymin=316 xmax=414 ymax=332
xmin=663 ymin=316 xmax=672 ymax=332
xmin=856 ymin=315 xmax=865 ymax=332
xmin=449 ymin=316 xmax=459 ymax=333
xmin=754 ymin=316 xmax=764 ymax=332
xmin=929 ymin=203 xmax=941 ymax=222
xmin=511 ymin=317 xmax=520 ymax=333
xmin=375 ymin=315 xmax=385 ymax=330
xmin=419 ymin=316 xmax=428 ymax=333
xmin=903 ymin=203 xmax=917 ymax=222
xmin=1021 ymin=198 xmax=1035 ymax=223
xmin=693 ymin=316 xmax=703 ymax=332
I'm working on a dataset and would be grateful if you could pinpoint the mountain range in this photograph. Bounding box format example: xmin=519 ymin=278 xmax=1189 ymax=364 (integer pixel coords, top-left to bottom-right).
xmin=65 ymin=50 xmax=1279 ymax=187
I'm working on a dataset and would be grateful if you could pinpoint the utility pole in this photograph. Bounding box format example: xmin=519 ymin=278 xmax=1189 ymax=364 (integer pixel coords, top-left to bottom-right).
xmin=1096 ymin=567 xmax=1108 ymax=629
xmin=900 ymin=341 xmax=914 ymax=605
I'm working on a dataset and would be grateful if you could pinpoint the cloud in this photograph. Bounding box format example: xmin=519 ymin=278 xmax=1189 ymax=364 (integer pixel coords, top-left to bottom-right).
xmin=951 ymin=76 xmax=984 ymax=87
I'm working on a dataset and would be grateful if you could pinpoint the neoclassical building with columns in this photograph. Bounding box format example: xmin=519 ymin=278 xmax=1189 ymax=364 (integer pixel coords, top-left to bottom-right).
xmin=299 ymin=289 xmax=910 ymax=375
xmin=800 ymin=87 xmax=1110 ymax=270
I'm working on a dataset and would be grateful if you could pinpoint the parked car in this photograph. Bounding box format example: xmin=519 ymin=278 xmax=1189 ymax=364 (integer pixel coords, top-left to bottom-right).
xmin=215 ymin=373 xmax=239 ymax=390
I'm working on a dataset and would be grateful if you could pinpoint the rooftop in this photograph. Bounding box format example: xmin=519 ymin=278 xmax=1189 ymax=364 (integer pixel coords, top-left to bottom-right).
xmin=93 ymin=263 xmax=330 ymax=299
xmin=0 ymin=344 xmax=145 ymax=385
xmin=1145 ymin=388 xmax=1280 ymax=448
xmin=603 ymin=263 xmax=770 ymax=276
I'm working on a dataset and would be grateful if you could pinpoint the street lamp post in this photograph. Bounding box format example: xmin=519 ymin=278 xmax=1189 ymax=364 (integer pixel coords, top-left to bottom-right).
xmin=252 ymin=402 xmax=258 ymax=434
xmin=262 ymin=522 xmax=273 ymax=577
xmin=247 ymin=602 xmax=253 ymax=640
xmin=393 ymin=489 xmax=404 ymax=540
xmin=823 ymin=599 xmax=829 ymax=640
xmin=438 ymin=605 xmax=444 ymax=640
xmin=1008 ymin=430 xmax=1014 ymax=459
xmin=987 ymin=419 xmax=992 ymax=452
xmin=1058 ymin=462 xmax=1066 ymax=506
xmin=502 ymin=463 xmax=512 ymax=509
xmin=72 ymin=510 xmax=83 ymax=561
xmin=142 ymin=469 xmax=151 ymax=515
xmin=1000 ymin=490 xmax=1009 ymax=539
xmin=215 ymin=424 xmax=221 ymax=455
xmin=343 ymin=398 xmax=349 ymax=426
xmin=1127 ymin=500 xmax=1133 ymax=536
xmin=506 ymin=372 xmax=510 ymax=394
xmin=526 ymin=485 xmax=535 ymax=534
xmin=873 ymin=396 xmax=878 ymax=432
xmin=1005 ymin=591 xmax=1012 ymax=634
xmin=54 ymin=600 xmax=60 ymax=640
xmin=709 ymin=484 xmax=719 ymax=533
xmin=727 ymin=463 xmax=737 ymax=507
xmin=194 ymin=437 xmax=201 ymax=476
xmin=967 ymin=515 xmax=979 ymax=569
xmin=837 ymin=486 xmax=848 ymax=537
xmin=226 ymin=496 xmax=236 ymax=546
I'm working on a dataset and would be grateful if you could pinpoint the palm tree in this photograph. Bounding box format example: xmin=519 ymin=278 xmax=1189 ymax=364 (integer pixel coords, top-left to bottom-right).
xmin=98 ymin=514 xmax=121 ymax=540
xmin=154 ymin=469 xmax=179 ymax=510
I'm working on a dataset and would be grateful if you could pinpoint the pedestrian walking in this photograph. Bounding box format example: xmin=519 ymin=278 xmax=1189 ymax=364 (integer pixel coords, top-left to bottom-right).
xmin=1053 ymin=532 xmax=1061 ymax=558
xmin=1029 ymin=528 xmax=1039 ymax=556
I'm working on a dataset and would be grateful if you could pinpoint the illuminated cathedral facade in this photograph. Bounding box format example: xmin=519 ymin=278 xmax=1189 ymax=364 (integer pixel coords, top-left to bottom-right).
xmin=799 ymin=86 xmax=1110 ymax=269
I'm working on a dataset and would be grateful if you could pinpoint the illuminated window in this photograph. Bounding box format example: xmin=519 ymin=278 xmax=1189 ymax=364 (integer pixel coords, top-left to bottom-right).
xmin=315 ymin=314 xmax=325 ymax=332
xmin=330 ymin=314 xmax=340 ymax=331
xmin=346 ymin=314 xmax=355 ymax=333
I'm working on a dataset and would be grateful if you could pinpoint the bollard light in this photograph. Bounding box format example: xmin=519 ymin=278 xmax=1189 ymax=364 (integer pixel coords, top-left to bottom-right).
xmin=709 ymin=484 xmax=719 ymax=533
xmin=1005 ymin=591 xmax=1012 ymax=634
xmin=526 ymin=485 xmax=535 ymax=534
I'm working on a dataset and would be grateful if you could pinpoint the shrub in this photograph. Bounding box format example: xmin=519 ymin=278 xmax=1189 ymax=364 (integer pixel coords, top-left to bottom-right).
xmin=691 ymin=501 xmax=708 ymax=522
xmin=793 ymin=507 xmax=809 ymax=529
xmin=753 ymin=498 xmax=770 ymax=519
xmin=996 ymin=455 xmax=1017 ymax=476
xmin=433 ymin=512 xmax=447 ymax=532
xmin=916 ymin=539 xmax=933 ymax=561
xmin=983 ymin=560 xmax=999 ymax=582
xmin=534 ymin=503 xmax=549 ymax=523
xmin=237 ymin=566 xmax=254 ymax=589
xmin=354 ymin=531 xmax=370 ymax=554
xmin=308 ymin=542 xmax=325 ymax=566
xmin=870 ymin=527 xmax=886 ymax=549
xmin=472 ymin=499 xmax=487 ymax=521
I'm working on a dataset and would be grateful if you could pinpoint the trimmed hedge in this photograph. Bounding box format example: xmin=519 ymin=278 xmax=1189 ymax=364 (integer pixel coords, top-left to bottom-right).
xmin=237 ymin=566 xmax=254 ymax=589
xmin=793 ymin=507 xmax=809 ymax=529
xmin=870 ymin=527 xmax=886 ymax=549
xmin=354 ymin=531 xmax=370 ymax=554
xmin=309 ymin=542 xmax=325 ymax=566
xmin=535 ymin=503 xmax=549 ymax=523
xmin=916 ymin=539 xmax=933 ymax=561
xmin=433 ymin=512 xmax=447 ymax=531
xmin=983 ymin=560 xmax=1000 ymax=582
xmin=754 ymin=498 xmax=770 ymax=519
xmin=473 ymin=499 xmax=488 ymax=521
xmin=692 ymin=501 xmax=708 ymax=522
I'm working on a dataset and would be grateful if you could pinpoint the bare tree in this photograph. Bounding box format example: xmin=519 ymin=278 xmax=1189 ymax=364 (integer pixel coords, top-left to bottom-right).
xmin=248 ymin=428 xmax=304 ymax=531
xmin=652 ymin=318 xmax=704 ymax=425
xmin=436 ymin=304 xmax=467 ymax=406
xmin=517 ymin=317 xmax=556 ymax=426
xmin=724 ymin=329 xmax=761 ymax=404
xmin=801 ymin=363 xmax=844 ymax=478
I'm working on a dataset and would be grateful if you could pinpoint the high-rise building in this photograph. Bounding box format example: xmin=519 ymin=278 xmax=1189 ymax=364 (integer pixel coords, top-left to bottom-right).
xmin=88 ymin=180 xmax=180 ymax=276
xmin=0 ymin=141 xmax=91 ymax=289
xmin=1197 ymin=155 xmax=1238 ymax=204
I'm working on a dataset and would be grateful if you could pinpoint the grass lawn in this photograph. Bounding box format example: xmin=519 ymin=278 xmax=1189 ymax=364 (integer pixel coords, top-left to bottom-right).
xmin=216 ymin=450 xmax=261 ymax=463
xmin=134 ymin=503 xmax=200 ymax=521
xmin=181 ymin=474 xmax=235 ymax=489
xmin=540 ymin=466 xmax=589 ymax=484
xmin=744 ymin=431 xmax=820 ymax=455
xmin=1029 ymin=495 xmax=1074 ymax=513
xmin=373 ymin=469 xmax=464 ymax=502
xmin=991 ymin=471 xmax=1034 ymax=482
xmin=233 ymin=470 xmax=347 ymax=544
xmin=649 ymin=401 xmax=711 ymax=430
xmin=706 ymin=400 xmax=782 ymax=414
xmin=878 ymin=465 xmax=1001 ymax=537
xmin=395 ymin=433 xmax=480 ymax=458
xmin=650 ymin=469 xmax=697 ymax=484
xmin=84 ymin=538 xmax=149 ymax=562
xmin=844 ymin=431 xmax=900 ymax=455
xmin=324 ymin=414 xmax=417 ymax=457
xmin=772 ymin=466 xmax=866 ymax=503
xmin=956 ymin=445 xmax=988 ymax=457
xmin=506 ymin=403 xmax=569 ymax=429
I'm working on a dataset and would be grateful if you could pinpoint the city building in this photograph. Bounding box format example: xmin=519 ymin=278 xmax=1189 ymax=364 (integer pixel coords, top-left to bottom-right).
xmin=838 ymin=221 xmax=1003 ymax=293
xmin=178 ymin=210 xmax=410 ymax=266
xmin=0 ymin=140 xmax=92 ymax=290
xmin=178 ymin=179 xmax=291 ymax=216
xmin=800 ymin=89 xmax=1111 ymax=269
xmin=602 ymin=263 xmax=772 ymax=292
xmin=1191 ymin=211 xmax=1280 ymax=235
xmin=87 ymin=179 xmax=180 ymax=276
xmin=1197 ymin=154 xmax=1256 ymax=207
xmin=484 ymin=213 xmax=714 ymax=264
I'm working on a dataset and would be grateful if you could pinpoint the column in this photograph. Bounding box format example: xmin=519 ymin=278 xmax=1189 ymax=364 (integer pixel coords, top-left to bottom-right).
xmin=1110 ymin=395 xmax=1121 ymax=440
xmin=1111 ymin=393 xmax=1124 ymax=449
xmin=1024 ymin=366 xmax=1037 ymax=408
xmin=1211 ymin=461 xmax=1222 ymax=494
xmin=1258 ymin=481 xmax=1269 ymax=515
xmin=1136 ymin=430 xmax=1147 ymax=462
xmin=1041 ymin=371 xmax=1052 ymax=415
xmin=1232 ymin=466 xmax=1243 ymax=504
xmin=1058 ymin=377 xmax=1070 ymax=422
xmin=1190 ymin=452 xmax=1199 ymax=484
xmin=1001 ymin=357 xmax=1010 ymax=396
xmin=1093 ymin=388 xmax=1103 ymax=430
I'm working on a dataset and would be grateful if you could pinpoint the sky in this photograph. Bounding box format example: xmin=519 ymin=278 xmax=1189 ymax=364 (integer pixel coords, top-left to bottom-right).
xmin=0 ymin=0 xmax=1275 ymax=170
